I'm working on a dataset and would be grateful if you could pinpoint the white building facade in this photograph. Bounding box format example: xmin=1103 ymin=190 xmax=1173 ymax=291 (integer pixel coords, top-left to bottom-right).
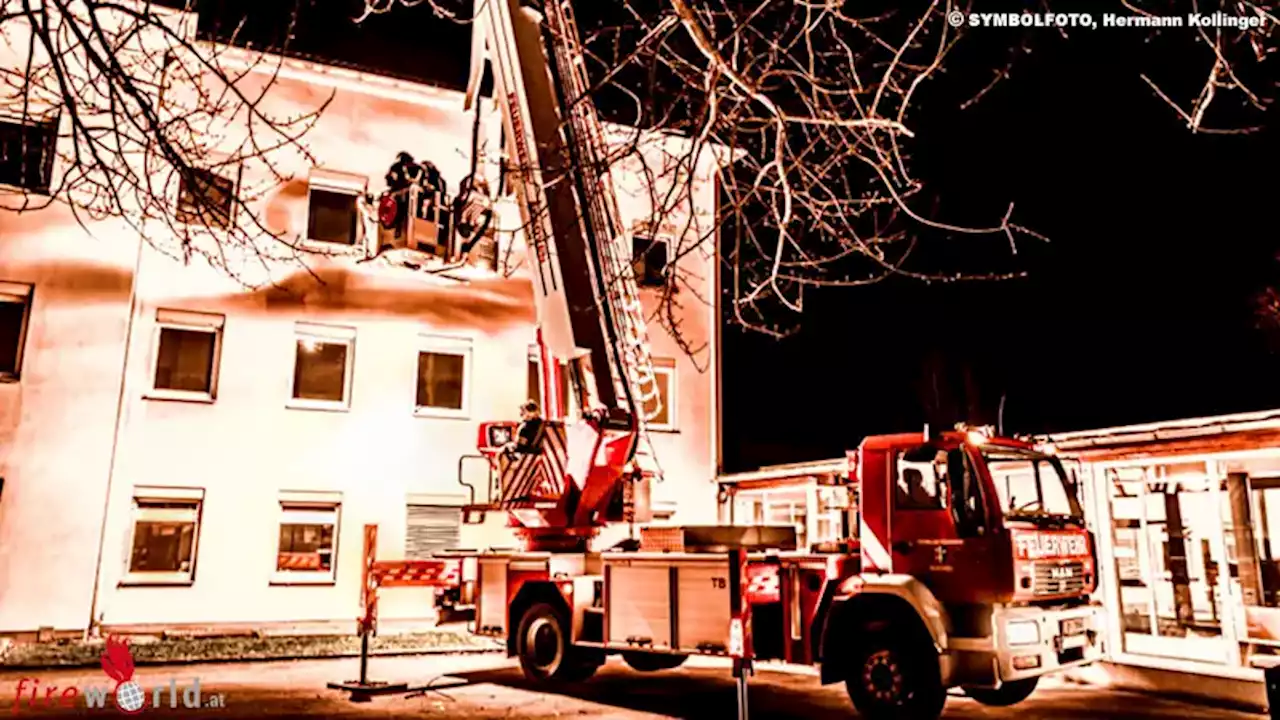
xmin=0 ymin=16 xmax=722 ymax=639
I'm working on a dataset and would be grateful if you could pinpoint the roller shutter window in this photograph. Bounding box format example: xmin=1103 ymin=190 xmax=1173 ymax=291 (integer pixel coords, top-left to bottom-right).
xmin=406 ymin=505 xmax=461 ymax=559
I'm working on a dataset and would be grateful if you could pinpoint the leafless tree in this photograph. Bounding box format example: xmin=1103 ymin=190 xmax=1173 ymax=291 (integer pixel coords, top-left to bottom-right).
xmin=361 ymin=0 xmax=1278 ymax=344
xmin=3 ymin=0 xmax=1273 ymax=339
xmin=1120 ymin=0 xmax=1276 ymax=135
xmin=0 ymin=0 xmax=328 ymax=282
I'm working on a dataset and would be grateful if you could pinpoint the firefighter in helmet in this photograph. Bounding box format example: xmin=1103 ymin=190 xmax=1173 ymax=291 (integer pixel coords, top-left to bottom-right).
xmin=502 ymin=401 xmax=544 ymax=456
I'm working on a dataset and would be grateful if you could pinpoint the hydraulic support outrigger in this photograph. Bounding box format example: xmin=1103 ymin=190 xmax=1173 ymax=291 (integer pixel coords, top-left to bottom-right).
xmin=326 ymin=525 xmax=466 ymax=702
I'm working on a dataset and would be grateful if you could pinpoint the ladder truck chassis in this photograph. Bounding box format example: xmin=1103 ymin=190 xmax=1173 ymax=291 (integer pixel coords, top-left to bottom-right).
xmin=345 ymin=507 xmax=1103 ymax=719
xmin=322 ymin=0 xmax=1107 ymax=712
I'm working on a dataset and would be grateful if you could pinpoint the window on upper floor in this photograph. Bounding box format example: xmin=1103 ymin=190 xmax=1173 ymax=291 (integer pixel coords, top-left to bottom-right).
xmin=0 ymin=117 xmax=57 ymax=194
xmin=641 ymin=357 xmax=676 ymax=431
xmin=149 ymin=309 xmax=224 ymax=402
xmin=273 ymin=496 xmax=340 ymax=584
xmin=290 ymin=323 xmax=355 ymax=411
xmin=124 ymin=488 xmax=204 ymax=585
xmin=175 ymin=166 xmax=238 ymax=230
xmin=306 ymin=169 xmax=368 ymax=247
xmin=0 ymin=282 xmax=33 ymax=382
xmin=415 ymin=335 xmax=471 ymax=418
xmin=632 ymin=235 xmax=670 ymax=288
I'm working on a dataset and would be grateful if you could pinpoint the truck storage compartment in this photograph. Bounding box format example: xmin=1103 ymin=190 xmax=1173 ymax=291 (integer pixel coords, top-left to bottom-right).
xmin=674 ymin=560 xmax=733 ymax=654
xmin=603 ymin=555 xmax=735 ymax=655
xmin=477 ymin=559 xmax=508 ymax=635
xmin=605 ymin=561 xmax=671 ymax=649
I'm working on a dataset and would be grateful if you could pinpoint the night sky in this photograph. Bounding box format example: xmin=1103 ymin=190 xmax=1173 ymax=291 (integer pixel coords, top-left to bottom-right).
xmin=187 ymin=1 xmax=1280 ymax=472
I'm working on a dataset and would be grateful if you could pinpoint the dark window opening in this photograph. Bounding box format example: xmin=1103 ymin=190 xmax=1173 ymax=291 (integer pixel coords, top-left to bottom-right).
xmin=308 ymin=189 xmax=359 ymax=245
xmin=631 ymin=236 xmax=669 ymax=287
xmin=154 ymin=327 xmax=216 ymax=394
xmin=128 ymin=500 xmax=199 ymax=576
xmin=176 ymin=168 xmax=235 ymax=229
xmin=416 ymin=351 xmax=465 ymax=410
xmin=0 ymin=295 xmax=31 ymax=379
xmin=292 ymin=338 xmax=349 ymax=403
xmin=0 ymin=118 xmax=57 ymax=193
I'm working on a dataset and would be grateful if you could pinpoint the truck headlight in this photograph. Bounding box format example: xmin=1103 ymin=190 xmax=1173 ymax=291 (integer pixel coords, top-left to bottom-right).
xmin=1006 ymin=620 xmax=1040 ymax=647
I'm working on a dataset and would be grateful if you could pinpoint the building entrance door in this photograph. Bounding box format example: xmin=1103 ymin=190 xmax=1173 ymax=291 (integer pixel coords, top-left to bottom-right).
xmin=1107 ymin=462 xmax=1235 ymax=664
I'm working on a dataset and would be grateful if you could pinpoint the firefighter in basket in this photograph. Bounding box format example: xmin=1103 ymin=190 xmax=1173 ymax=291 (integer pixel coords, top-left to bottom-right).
xmin=378 ymin=152 xmax=449 ymax=239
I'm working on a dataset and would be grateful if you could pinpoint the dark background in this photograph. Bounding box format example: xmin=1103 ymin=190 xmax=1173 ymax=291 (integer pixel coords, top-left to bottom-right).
xmin=183 ymin=1 xmax=1280 ymax=472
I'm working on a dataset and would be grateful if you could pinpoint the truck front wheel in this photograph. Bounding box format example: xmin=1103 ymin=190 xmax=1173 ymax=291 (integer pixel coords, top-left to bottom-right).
xmin=515 ymin=602 xmax=601 ymax=683
xmin=964 ymin=677 xmax=1039 ymax=706
xmin=844 ymin=632 xmax=946 ymax=720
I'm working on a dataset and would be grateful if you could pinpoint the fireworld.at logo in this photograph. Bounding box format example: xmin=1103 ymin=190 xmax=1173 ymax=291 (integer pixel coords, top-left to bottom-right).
xmin=10 ymin=636 xmax=226 ymax=713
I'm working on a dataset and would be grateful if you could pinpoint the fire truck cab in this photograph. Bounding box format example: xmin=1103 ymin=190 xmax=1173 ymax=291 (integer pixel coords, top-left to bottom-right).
xmin=816 ymin=424 xmax=1105 ymax=716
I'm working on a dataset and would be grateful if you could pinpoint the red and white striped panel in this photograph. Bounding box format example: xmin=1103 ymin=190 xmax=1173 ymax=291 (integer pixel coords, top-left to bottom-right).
xmin=371 ymin=560 xmax=460 ymax=588
xmin=745 ymin=565 xmax=780 ymax=604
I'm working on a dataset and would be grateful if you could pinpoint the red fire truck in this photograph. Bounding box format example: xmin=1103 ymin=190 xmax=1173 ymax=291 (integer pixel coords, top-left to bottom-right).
xmin=336 ymin=1 xmax=1106 ymax=717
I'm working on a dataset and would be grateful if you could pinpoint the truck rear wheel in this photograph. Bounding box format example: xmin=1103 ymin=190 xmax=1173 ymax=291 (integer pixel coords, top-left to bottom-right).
xmin=844 ymin=632 xmax=946 ymax=720
xmin=964 ymin=677 xmax=1038 ymax=706
xmin=621 ymin=651 xmax=687 ymax=672
xmin=515 ymin=602 xmax=601 ymax=683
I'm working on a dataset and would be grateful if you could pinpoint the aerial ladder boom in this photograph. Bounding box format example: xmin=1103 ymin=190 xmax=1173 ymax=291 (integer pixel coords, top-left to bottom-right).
xmin=462 ymin=0 xmax=664 ymax=547
xmin=466 ymin=0 xmax=663 ymax=424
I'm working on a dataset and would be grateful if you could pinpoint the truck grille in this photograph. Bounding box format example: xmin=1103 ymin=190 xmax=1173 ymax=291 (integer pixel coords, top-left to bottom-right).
xmin=1033 ymin=561 xmax=1086 ymax=596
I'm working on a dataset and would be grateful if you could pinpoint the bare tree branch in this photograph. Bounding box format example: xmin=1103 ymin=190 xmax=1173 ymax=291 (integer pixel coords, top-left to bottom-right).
xmin=0 ymin=0 xmax=329 ymax=284
xmin=4 ymin=0 xmax=1272 ymax=346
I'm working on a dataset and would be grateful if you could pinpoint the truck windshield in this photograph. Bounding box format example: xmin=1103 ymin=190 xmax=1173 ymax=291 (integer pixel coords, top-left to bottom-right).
xmin=983 ymin=448 xmax=1083 ymax=520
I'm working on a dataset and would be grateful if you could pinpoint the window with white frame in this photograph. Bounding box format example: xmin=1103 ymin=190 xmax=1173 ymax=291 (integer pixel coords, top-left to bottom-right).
xmin=175 ymin=165 xmax=238 ymax=230
xmin=414 ymin=335 xmax=471 ymax=417
xmin=0 ymin=281 xmax=33 ymax=381
xmin=124 ymin=488 xmax=203 ymax=585
xmin=306 ymin=168 xmax=367 ymax=247
xmin=273 ymin=496 xmax=340 ymax=582
xmin=149 ymin=309 xmax=223 ymax=400
xmin=642 ymin=357 xmax=677 ymax=430
xmin=290 ymin=323 xmax=355 ymax=409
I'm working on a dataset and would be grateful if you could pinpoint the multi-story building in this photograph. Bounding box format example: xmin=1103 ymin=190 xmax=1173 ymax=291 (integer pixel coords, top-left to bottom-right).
xmin=0 ymin=11 xmax=723 ymax=640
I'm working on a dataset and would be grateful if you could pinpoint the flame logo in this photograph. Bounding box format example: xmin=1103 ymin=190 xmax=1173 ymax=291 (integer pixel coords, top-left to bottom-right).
xmin=100 ymin=636 xmax=135 ymax=683
xmin=100 ymin=636 xmax=145 ymax=714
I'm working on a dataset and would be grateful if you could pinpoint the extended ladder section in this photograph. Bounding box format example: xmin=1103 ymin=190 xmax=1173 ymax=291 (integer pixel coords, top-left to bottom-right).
xmin=467 ymin=0 xmax=662 ymax=480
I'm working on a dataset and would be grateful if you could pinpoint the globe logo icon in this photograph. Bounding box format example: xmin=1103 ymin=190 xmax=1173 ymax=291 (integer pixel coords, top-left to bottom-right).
xmin=116 ymin=680 xmax=146 ymax=712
